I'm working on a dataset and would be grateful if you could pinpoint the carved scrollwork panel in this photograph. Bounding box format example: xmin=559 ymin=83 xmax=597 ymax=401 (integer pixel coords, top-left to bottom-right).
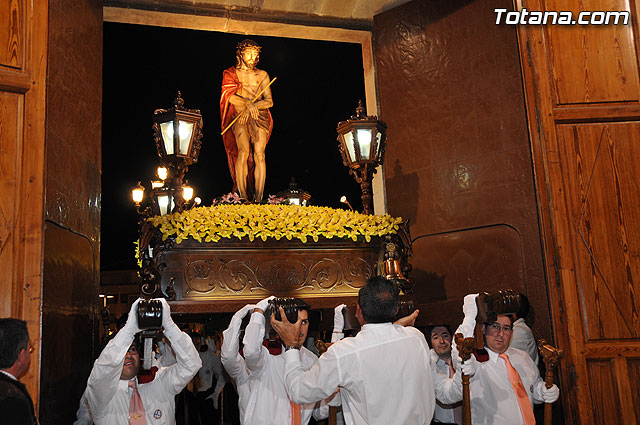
xmin=185 ymin=259 xmax=217 ymax=293
xmin=341 ymin=257 xmax=374 ymax=289
xmin=309 ymin=259 xmax=341 ymax=290
xmin=255 ymin=258 xmax=309 ymax=291
xmin=219 ymin=260 xmax=256 ymax=293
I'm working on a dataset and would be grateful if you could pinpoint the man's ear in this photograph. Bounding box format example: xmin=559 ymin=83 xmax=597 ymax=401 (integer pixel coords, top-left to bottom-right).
xmin=356 ymin=305 xmax=364 ymax=325
xmin=15 ymin=347 xmax=28 ymax=372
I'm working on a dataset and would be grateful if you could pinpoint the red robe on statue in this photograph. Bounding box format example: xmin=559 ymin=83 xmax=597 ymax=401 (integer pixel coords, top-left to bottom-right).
xmin=220 ymin=66 xmax=273 ymax=198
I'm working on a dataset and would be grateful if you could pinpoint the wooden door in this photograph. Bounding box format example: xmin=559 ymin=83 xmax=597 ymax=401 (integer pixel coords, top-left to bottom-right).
xmin=0 ymin=0 xmax=47 ymax=410
xmin=515 ymin=0 xmax=640 ymax=424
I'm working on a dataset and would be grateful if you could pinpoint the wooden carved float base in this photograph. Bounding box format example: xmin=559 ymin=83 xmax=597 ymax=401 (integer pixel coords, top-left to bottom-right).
xmin=156 ymin=238 xmax=385 ymax=313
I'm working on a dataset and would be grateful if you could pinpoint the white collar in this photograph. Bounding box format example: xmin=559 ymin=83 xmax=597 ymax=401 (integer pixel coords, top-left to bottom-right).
xmin=0 ymin=370 xmax=18 ymax=381
xmin=361 ymin=322 xmax=393 ymax=330
xmin=436 ymin=355 xmax=452 ymax=366
xmin=486 ymin=347 xmax=502 ymax=363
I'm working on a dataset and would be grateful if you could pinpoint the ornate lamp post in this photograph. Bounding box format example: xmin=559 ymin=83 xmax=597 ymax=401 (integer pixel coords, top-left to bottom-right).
xmin=336 ymin=100 xmax=387 ymax=215
xmin=152 ymin=91 xmax=203 ymax=213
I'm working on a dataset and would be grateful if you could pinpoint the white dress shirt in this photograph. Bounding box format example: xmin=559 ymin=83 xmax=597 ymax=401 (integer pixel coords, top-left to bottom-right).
xmin=510 ymin=318 xmax=539 ymax=365
xmin=221 ymin=311 xmax=253 ymax=424
xmin=73 ymin=389 xmax=93 ymax=425
xmin=430 ymin=349 xmax=462 ymax=424
xmin=242 ymin=312 xmax=329 ymax=425
xmin=463 ymin=346 xmax=545 ymax=425
xmin=284 ymin=322 xmax=445 ymax=425
xmin=154 ymin=340 xmax=177 ymax=368
xmin=85 ymin=323 xmax=201 ymax=425
xmin=197 ymin=344 xmax=225 ymax=395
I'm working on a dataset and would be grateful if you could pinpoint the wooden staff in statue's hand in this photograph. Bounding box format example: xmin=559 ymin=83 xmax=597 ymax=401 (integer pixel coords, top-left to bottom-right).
xmin=538 ymin=339 xmax=562 ymax=425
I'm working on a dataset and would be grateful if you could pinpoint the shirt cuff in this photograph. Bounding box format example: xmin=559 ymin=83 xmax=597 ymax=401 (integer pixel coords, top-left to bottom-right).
xmin=249 ymin=311 xmax=266 ymax=325
xmin=458 ymin=320 xmax=475 ymax=338
xmin=284 ymin=347 xmax=302 ymax=365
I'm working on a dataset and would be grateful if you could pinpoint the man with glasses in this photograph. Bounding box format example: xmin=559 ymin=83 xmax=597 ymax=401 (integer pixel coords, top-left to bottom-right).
xmin=84 ymin=298 xmax=201 ymax=424
xmin=0 ymin=318 xmax=37 ymax=425
xmin=452 ymin=295 xmax=559 ymax=425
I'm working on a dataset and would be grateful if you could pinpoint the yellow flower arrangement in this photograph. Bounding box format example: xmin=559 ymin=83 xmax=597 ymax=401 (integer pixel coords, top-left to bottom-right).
xmin=148 ymin=204 xmax=402 ymax=244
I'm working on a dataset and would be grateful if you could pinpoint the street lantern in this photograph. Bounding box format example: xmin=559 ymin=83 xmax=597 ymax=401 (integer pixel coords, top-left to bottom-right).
xmin=182 ymin=181 xmax=194 ymax=202
xmin=278 ymin=178 xmax=311 ymax=206
xmin=337 ymin=100 xmax=387 ymax=214
xmin=152 ymin=92 xmax=204 ymax=165
xmin=156 ymin=166 xmax=168 ymax=181
xmin=132 ymin=181 xmax=145 ymax=205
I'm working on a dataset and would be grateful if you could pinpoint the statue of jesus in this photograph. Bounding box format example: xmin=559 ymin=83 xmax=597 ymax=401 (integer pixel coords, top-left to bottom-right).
xmin=220 ymin=39 xmax=274 ymax=202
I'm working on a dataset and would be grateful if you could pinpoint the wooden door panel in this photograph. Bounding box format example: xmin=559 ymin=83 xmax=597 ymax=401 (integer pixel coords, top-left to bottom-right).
xmin=544 ymin=0 xmax=639 ymax=105
xmin=0 ymin=91 xmax=22 ymax=318
xmin=586 ymin=359 xmax=624 ymax=424
xmin=628 ymin=358 xmax=640 ymax=421
xmin=516 ymin=0 xmax=640 ymax=422
xmin=0 ymin=0 xmax=24 ymax=68
xmin=556 ymin=123 xmax=640 ymax=341
xmin=0 ymin=0 xmax=46 ymax=411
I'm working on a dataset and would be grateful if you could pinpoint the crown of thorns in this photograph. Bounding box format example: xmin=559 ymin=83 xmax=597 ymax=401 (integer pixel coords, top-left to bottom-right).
xmin=236 ymin=39 xmax=261 ymax=56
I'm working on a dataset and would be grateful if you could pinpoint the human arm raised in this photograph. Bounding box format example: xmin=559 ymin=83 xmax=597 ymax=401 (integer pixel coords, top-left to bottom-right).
xmin=221 ymin=304 xmax=255 ymax=380
xmin=241 ymin=296 xmax=274 ymax=372
xmin=156 ymin=298 xmax=202 ymax=395
xmin=394 ymin=309 xmax=420 ymax=327
xmin=331 ymin=304 xmax=346 ymax=343
xmin=85 ymin=298 xmax=141 ymax=416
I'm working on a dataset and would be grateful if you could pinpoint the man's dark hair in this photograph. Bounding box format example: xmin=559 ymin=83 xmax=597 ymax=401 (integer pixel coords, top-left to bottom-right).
xmin=358 ymin=276 xmax=399 ymax=323
xmin=270 ymin=297 xmax=310 ymax=323
xmin=132 ymin=333 xmax=143 ymax=353
xmin=483 ymin=314 xmax=515 ymax=331
xmin=0 ymin=318 xmax=29 ymax=369
xmin=515 ymin=293 xmax=530 ymax=320
xmin=291 ymin=298 xmax=310 ymax=313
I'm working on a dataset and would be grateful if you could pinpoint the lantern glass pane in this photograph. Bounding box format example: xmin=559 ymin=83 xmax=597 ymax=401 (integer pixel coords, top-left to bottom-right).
xmin=357 ymin=129 xmax=372 ymax=160
xmin=178 ymin=120 xmax=194 ymax=155
xmin=160 ymin=121 xmax=175 ymax=155
xmin=375 ymin=131 xmax=382 ymax=158
xmin=183 ymin=186 xmax=194 ymax=201
xmin=157 ymin=193 xmax=174 ymax=216
xmin=344 ymin=132 xmax=357 ymax=162
xmin=289 ymin=198 xmax=301 ymax=206
xmin=132 ymin=188 xmax=144 ymax=203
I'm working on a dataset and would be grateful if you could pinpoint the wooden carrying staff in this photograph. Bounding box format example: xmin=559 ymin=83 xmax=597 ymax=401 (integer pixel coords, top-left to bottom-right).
xmin=538 ymin=339 xmax=563 ymax=425
xmin=454 ymin=333 xmax=475 ymax=425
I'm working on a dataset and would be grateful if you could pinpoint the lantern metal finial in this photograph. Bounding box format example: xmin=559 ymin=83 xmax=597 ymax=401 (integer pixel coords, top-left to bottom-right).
xmin=355 ymin=100 xmax=365 ymax=119
xmin=173 ymin=91 xmax=185 ymax=110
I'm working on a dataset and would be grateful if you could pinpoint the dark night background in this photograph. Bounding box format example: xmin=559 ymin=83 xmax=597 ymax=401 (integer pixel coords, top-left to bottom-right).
xmin=101 ymin=22 xmax=367 ymax=271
